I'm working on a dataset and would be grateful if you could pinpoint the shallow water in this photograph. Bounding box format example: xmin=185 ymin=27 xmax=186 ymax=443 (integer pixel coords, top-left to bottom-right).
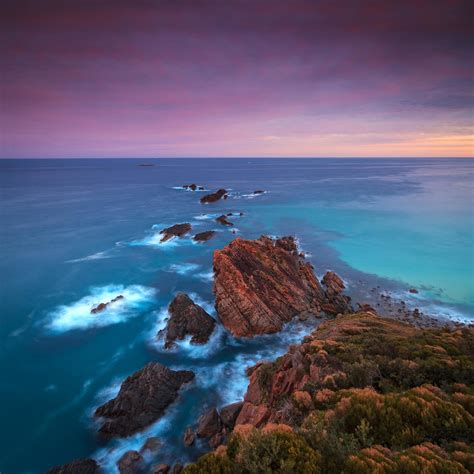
xmin=0 ymin=158 xmax=472 ymax=472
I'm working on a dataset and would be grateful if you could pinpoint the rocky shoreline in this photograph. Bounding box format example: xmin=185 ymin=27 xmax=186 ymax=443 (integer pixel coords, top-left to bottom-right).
xmin=45 ymin=185 xmax=472 ymax=473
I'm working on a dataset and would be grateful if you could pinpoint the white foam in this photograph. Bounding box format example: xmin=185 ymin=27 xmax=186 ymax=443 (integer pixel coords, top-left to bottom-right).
xmin=46 ymin=284 xmax=157 ymax=333
xmin=195 ymin=270 xmax=214 ymax=282
xmin=193 ymin=213 xmax=219 ymax=220
xmin=66 ymin=251 xmax=111 ymax=263
xmin=172 ymin=186 xmax=209 ymax=192
xmin=167 ymin=263 xmax=201 ymax=275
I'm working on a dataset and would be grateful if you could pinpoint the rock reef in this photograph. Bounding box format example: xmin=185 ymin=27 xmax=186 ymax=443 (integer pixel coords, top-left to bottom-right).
xmin=213 ymin=236 xmax=350 ymax=337
xmin=159 ymin=223 xmax=192 ymax=243
xmin=94 ymin=362 xmax=194 ymax=438
xmin=91 ymin=295 xmax=124 ymax=314
xmin=200 ymin=189 xmax=227 ymax=204
xmin=193 ymin=230 xmax=216 ymax=242
xmin=160 ymin=293 xmax=216 ymax=349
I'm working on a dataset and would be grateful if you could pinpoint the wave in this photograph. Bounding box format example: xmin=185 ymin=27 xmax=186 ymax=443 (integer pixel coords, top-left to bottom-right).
xmin=167 ymin=263 xmax=201 ymax=275
xmin=66 ymin=251 xmax=111 ymax=263
xmin=46 ymin=284 xmax=157 ymax=333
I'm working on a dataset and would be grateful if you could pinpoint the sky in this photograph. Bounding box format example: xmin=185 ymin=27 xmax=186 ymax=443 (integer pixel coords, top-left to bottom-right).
xmin=1 ymin=0 xmax=473 ymax=158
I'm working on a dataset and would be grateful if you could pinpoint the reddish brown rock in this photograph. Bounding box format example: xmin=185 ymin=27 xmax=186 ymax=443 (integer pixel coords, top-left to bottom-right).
xmin=193 ymin=230 xmax=216 ymax=242
xmin=159 ymin=223 xmax=192 ymax=243
xmin=117 ymin=451 xmax=143 ymax=474
xmin=95 ymin=362 xmax=194 ymax=438
xmin=196 ymin=408 xmax=222 ymax=438
xmin=220 ymin=401 xmax=244 ymax=429
xmin=169 ymin=464 xmax=183 ymax=474
xmin=46 ymin=459 xmax=101 ymax=474
xmin=183 ymin=426 xmax=196 ymax=446
xmin=321 ymin=271 xmax=352 ymax=315
xmin=91 ymin=295 xmax=124 ymax=314
xmin=216 ymin=215 xmax=234 ymax=226
xmin=200 ymin=189 xmax=227 ymax=204
xmin=140 ymin=437 xmax=162 ymax=455
xmin=213 ymin=236 xmax=326 ymax=337
xmin=151 ymin=464 xmax=170 ymax=474
xmin=160 ymin=293 xmax=216 ymax=349
xmin=183 ymin=184 xmax=197 ymax=191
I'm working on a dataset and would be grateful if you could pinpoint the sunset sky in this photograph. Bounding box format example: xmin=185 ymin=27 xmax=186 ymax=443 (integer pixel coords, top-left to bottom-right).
xmin=1 ymin=0 xmax=473 ymax=158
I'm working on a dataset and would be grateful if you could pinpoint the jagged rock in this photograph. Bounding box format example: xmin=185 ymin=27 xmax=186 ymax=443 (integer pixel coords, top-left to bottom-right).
xmin=159 ymin=223 xmax=191 ymax=243
xmin=216 ymin=215 xmax=233 ymax=226
xmin=91 ymin=295 xmax=124 ymax=314
xmin=140 ymin=437 xmax=162 ymax=455
xmin=46 ymin=459 xmax=101 ymax=474
xmin=193 ymin=230 xmax=216 ymax=242
xmin=220 ymin=401 xmax=244 ymax=429
xmin=183 ymin=426 xmax=196 ymax=446
xmin=151 ymin=464 xmax=170 ymax=474
xmin=95 ymin=362 xmax=194 ymax=438
xmin=117 ymin=451 xmax=143 ymax=474
xmin=200 ymin=189 xmax=227 ymax=204
xmin=321 ymin=271 xmax=352 ymax=315
xmin=196 ymin=408 xmax=222 ymax=438
xmin=160 ymin=293 xmax=216 ymax=349
xmin=183 ymin=184 xmax=197 ymax=191
xmin=213 ymin=236 xmax=326 ymax=337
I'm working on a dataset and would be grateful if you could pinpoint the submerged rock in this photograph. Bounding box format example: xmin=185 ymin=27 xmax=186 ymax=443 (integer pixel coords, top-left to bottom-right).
xmin=160 ymin=293 xmax=216 ymax=349
xmin=216 ymin=215 xmax=234 ymax=226
xmin=140 ymin=436 xmax=162 ymax=455
xmin=117 ymin=451 xmax=143 ymax=474
xmin=213 ymin=236 xmax=327 ymax=337
xmin=46 ymin=459 xmax=101 ymax=474
xmin=409 ymin=288 xmax=419 ymax=294
xmin=253 ymin=190 xmax=265 ymax=194
xmin=94 ymin=362 xmax=194 ymax=438
xmin=159 ymin=223 xmax=192 ymax=243
xmin=90 ymin=295 xmax=124 ymax=314
xmin=193 ymin=230 xmax=216 ymax=242
xmin=200 ymin=189 xmax=227 ymax=204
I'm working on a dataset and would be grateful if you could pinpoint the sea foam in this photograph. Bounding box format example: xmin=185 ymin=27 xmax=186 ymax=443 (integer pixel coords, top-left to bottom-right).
xmin=46 ymin=284 xmax=157 ymax=333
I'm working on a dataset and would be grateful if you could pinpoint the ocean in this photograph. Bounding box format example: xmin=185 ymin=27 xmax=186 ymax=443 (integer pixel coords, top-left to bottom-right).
xmin=0 ymin=158 xmax=473 ymax=473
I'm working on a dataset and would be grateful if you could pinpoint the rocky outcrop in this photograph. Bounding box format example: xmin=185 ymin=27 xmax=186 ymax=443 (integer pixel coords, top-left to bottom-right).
xmin=183 ymin=184 xmax=204 ymax=191
xmin=200 ymin=189 xmax=227 ymax=204
xmin=193 ymin=230 xmax=216 ymax=242
xmin=159 ymin=223 xmax=191 ymax=242
xmin=46 ymin=459 xmax=101 ymax=474
xmin=197 ymin=408 xmax=222 ymax=438
xmin=320 ymin=271 xmax=352 ymax=315
xmin=94 ymin=362 xmax=194 ymax=438
xmin=220 ymin=401 xmax=244 ymax=430
xmin=160 ymin=293 xmax=216 ymax=349
xmin=91 ymin=295 xmax=124 ymax=314
xmin=117 ymin=451 xmax=143 ymax=474
xmin=216 ymin=215 xmax=233 ymax=226
xmin=213 ymin=236 xmax=328 ymax=337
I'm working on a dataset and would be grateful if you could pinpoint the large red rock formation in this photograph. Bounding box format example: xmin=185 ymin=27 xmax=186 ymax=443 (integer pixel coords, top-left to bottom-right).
xmin=213 ymin=236 xmax=343 ymax=337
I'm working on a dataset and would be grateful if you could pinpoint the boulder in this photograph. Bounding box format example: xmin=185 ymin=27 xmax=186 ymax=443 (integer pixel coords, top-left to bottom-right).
xmin=140 ymin=436 xmax=162 ymax=455
xmin=213 ymin=236 xmax=327 ymax=337
xmin=216 ymin=215 xmax=233 ymax=226
xmin=151 ymin=464 xmax=170 ymax=474
xmin=321 ymin=271 xmax=352 ymax=315
xmin=193 ymin=230 xmax=216 ymax=242
xmin=117 ymin=451 xmax=143 ymax=474
xmin=220 ymin=401 xmax=244 ymax=429
xmin=196 ymin=408 xmax=222 ymax=438
xmin=409 ymin=288 xmax=419 ymax=294
xmin=161 ymin=293 xmax=216 ymax=349
xmin=200 ymin=189 xmax=227 ymax=204
xmin=159 ymin=223 xmax=191 ymax=243
xmin=183 ymin=184 xmax=197 ymax=191
xmin=183 ymin=426 xmax=196 ymax=446
xmin=46 ymin=459 xmax=101 ymax=474
xmin=95 ymin=362 xmax=194 ymax=438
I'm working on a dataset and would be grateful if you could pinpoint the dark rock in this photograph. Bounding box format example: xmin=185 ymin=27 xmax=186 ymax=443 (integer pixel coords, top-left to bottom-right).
xmin=183 ymin=426 xmax=196 ymax=446
xmin=409 ymin=288 xmax=419 ymax=294
xmin=117 ymin=451 xmax=143 ymax=474
xmin=161 ymin=294 xmax=216 ymax=349
xmin=95 ymin=362 xmax=194 ymax=438
xmin=91 ymin=295 xmax=124 ymax=314
xmin=196 ymin=408 xmax=222 ymax=438
xmin=253 ymin=190 xmax=264 ymax=194
xmin=193 ymin=230 xmax=216 ymax=242
xmin=159 ymin=223 xmax=191 ymax=243
xmin=45 ymin=459 xmax=101 ymax=474
xmin=200 ymin=189 xmax=227 ymax=204
xmin=220 ymin=401 xmax=244 ymax=429
xmin=213 ymin=236 xmax=326 ymax=337
xmin=140 ymin=436 xmax=162 ymax=455
xmin=169 ymin=463 xmax=183 ymax=474
xmin=183 ymin=184 xmax=197 ymax=191
xmin=216 ymin=215 xmax=233 ymax=226
xmin=321 ymin=271 xmax=352 ymax=315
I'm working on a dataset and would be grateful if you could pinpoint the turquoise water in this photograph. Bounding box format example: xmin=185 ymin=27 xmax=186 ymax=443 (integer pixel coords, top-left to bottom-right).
xmin=0 ymin=158 xmax=472 ymax=473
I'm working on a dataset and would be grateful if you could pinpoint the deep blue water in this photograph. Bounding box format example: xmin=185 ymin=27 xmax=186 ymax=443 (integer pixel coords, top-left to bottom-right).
xmin=0 ymin=158 xmax=473 ymax=473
